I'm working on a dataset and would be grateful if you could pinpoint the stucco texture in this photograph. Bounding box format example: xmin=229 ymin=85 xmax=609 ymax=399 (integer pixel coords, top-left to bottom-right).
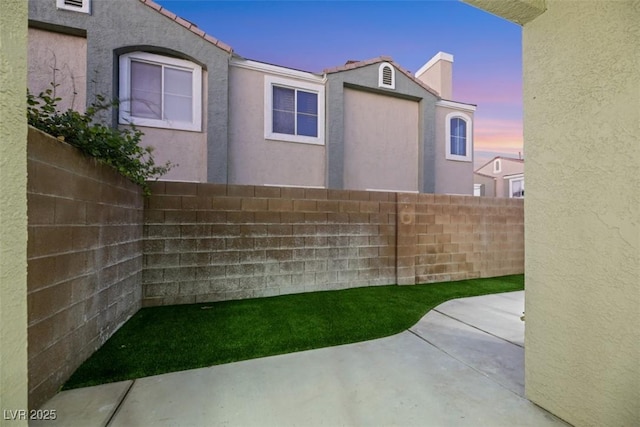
xmin=29 ymin=0 xmax=230 ymax=183
xmin=343 ymin=88 xmax=419 ymax=192
xmin=434 ymin=105 xmax=474 ymax=195
xmin=227 ymin=66 xmax=325 ymax=187
xmin=522 ymin=1 xmax=640 ymax=426
xmin=0 ymin=0 xmax=29 ymax=420
xmin=28 ymin=27 xmax=87 ymax=112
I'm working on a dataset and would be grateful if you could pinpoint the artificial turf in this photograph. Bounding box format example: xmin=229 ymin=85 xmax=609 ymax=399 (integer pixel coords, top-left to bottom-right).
xmin=63 ymin=274 xmax=524 ymax=389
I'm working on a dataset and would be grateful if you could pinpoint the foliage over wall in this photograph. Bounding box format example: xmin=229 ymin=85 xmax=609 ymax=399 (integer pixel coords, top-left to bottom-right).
xmin=27 ymin=88 xmax=171 ymax=195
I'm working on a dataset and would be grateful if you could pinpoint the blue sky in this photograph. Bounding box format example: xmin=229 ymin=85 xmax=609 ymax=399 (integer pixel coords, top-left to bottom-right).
xmin=155 ymin=0 xmax=523 ymax=167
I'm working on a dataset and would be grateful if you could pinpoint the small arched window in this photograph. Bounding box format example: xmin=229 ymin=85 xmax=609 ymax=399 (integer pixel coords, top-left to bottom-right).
xmin=445 ymin=112 xmax=472 ymax=162
xmin=378 ymin=62 xmax=395 ymax=89
xmin=494 ymin=159 xmax=502 ymax=173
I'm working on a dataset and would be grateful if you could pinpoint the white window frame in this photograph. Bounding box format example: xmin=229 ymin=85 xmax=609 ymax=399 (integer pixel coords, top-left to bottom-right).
xmin=378 ymin=62 xmax=396 ymax=89
xmin=119 ymin=52 xmax=202 ymax=132
xmin=494 ymin=159 xmax=502 ymax=173
xmin=264 ymin=75 xmax=325 ymax=145
xmin=445 ymin=111 xmax=472 ymax=162
xmin=507 ymin=174 xmax=525 ymax=198
xmin=57 ymin=0 xmax=91 ymax=14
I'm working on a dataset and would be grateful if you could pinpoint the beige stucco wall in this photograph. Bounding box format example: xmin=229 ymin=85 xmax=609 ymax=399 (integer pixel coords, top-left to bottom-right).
xmin=228 ymin=66 xmax=325 ymax=187
xmin=434 ymin=105 xmax=474 ymax=195
xmin=415 ymin=57 xmax=452 ymax=99
xmin=28 ymin=27 xmax=87 ymax=113
xmin=0 ymin=0 xmax=29 ymax=422
xmin=519 ymin=1 xmax=639 ymax=426
xmin=343 ymin=88 xmax=419 ymax=192
xmin=134 ymin=72 xmax=208 ymax=183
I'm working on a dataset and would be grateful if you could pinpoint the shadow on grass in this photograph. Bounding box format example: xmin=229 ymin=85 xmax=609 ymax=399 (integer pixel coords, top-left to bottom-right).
xmin=64 ymin=274 xmax=524 ymax=389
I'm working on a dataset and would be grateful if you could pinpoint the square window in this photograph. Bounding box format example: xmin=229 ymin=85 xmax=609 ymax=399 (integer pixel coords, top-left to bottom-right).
xmin=264 ymin=76 xmax=324 ymax=145
xmin=119 ymin=52 xmax=202 ymax=132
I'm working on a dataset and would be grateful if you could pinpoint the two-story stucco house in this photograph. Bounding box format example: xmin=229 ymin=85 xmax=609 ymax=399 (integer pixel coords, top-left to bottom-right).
xmin=474 ymin=156 xmax=524 ymax=198
xmin=28 ymin=0 xmax=476 ymax=194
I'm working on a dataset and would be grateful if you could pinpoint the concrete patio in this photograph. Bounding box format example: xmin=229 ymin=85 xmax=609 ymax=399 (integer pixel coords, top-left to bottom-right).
xmin=33 ymin=291 xmax=569 ymax=426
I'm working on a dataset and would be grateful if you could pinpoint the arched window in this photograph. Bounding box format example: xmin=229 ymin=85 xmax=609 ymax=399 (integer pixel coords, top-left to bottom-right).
xmin=445 ymin=112 xmax=472 ymax=161
xmin=494 ymin=159 xmax=502 ymax=173
xmin=378 ymin=62 xmax=395 ymax=89
xmin=450 ymin=117 xmax=467 ymax=156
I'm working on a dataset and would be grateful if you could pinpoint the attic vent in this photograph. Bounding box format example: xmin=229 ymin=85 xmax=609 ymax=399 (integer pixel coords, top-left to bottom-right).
xmin=57 ymin=0 xmax=90 ymax=14
xmin=378 ymin=62 xmax=395 ymax=89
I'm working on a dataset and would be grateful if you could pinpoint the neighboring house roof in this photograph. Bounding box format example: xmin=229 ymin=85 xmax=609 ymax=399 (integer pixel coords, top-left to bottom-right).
xmin=138 ymin=0 xmax=233 ymax=53
xmin=474 ymin=156 xmax=524 ymax=173
xmin=474 ymin=171 xmax=496 ymax=179
xmin=138 ymin=0 xmax=476 ymax=110
xmin=324 ymin=56 xmax=442 ymax=98
xmin=503 ymin=172 xmax=525 ymax=179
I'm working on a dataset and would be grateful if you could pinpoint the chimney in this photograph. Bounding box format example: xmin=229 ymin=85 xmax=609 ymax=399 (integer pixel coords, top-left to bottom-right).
xmin=415 ymin=52 xmax=453 ymax=99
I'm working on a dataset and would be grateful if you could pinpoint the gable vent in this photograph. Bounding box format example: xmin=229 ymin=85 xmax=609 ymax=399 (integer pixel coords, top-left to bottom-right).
xmin=57 ymin=0 xmax=90 ymax=14
xmin=382 ymin=66 xmax=392 ymax=85
xmin=378 ymin=62 xmax=395 ymax=89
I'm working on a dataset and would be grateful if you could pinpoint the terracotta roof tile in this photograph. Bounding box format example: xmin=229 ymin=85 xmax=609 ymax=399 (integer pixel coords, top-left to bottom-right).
xmin=142 ymin=0 xmax=162 ymax=11
xmin=138 ymin=0 xmax=233 ymax=54
xmin=174 ymin=16 xmax=193 ymax=29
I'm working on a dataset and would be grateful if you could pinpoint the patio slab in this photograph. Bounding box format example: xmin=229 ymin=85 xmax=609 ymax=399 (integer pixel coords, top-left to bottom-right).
xmin=31 ymin=380 xmax=132 ymax=427
xmin=433 ymin=292 xmax=525 ymax=346
xmin=36 ymin=291 xmax=570 ymax=426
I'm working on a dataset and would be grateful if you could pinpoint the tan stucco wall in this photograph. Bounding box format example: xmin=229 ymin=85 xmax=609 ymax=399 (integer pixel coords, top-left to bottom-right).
xmin=135 ymin=72 xmax=208 ymax=183
xmin=28 ymin=27 xmax=87 ymax=113
xmin=343 ymin=88 xmax=419 ymax=192
xmin=228 ymin=66 xmax=325 ymax=187
xmin=0 ymin=0 xmax=29 ymax=422
xmin=416 ymin=58 xmax=452 ymax=99
xmin=520 ymin=1 xmax=639 ymax=426
xmin=434 ymin=105 xmax=474 ymax=195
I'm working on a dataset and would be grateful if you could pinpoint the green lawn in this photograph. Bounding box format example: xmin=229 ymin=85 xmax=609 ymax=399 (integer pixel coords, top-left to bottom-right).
xmin=64 ymin=274 xmax=524 ymax=389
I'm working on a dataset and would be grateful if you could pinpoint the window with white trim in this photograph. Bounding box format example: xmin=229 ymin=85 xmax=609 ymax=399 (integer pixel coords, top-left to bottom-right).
xmin=57 ymin=0 xmax=90 ymax=13
xmin=509 ymin=176 xmax=524 ymax=198
xmin=378 ymin=62 xmax=395 ymax=89
xmin=119 ymin=52 xmax=202 ymax=132
xmin=494 ymin=159 xmax=502 ymax=173
xmin=445 ymin=112 xmax=472 ymax=161
xmin=264 ymin=76 xmax=325 ymax=145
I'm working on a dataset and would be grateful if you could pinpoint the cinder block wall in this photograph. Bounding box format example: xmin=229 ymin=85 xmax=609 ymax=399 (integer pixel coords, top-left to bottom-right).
xmin=412 ymin=193 xmax=524 ymax=283
xmin=26 ymin=128 xmax=143 ymax=409
xmin=143 ymin=182 xmax=524 ymax=306
xmin=143 ymin=183 xmax=398 ymax=306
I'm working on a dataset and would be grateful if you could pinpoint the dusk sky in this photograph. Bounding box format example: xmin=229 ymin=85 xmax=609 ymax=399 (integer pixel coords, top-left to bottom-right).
xmin=155 ymin=0 xmax=524 ymax=168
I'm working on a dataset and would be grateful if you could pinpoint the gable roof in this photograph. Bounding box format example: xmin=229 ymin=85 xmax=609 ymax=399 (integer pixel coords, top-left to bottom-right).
xmin=474 ymin=171 xmax=497 ymax=179
xmin=323 ymin=56 xmax=441 ymax=98
xmin=474 ymin=156 xmax=524 ymax=173
xmin=138 ymin=0 xmax=233 ymax=53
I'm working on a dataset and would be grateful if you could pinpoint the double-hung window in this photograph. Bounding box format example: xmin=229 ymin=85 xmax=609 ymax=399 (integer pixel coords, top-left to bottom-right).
xmin=264 ymin=76 xmax=325 ymax=145
xmin=445 ymin=112 xmax=472 ymax=161
xmin=119 ymin=52 xmax=202 ymax=132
